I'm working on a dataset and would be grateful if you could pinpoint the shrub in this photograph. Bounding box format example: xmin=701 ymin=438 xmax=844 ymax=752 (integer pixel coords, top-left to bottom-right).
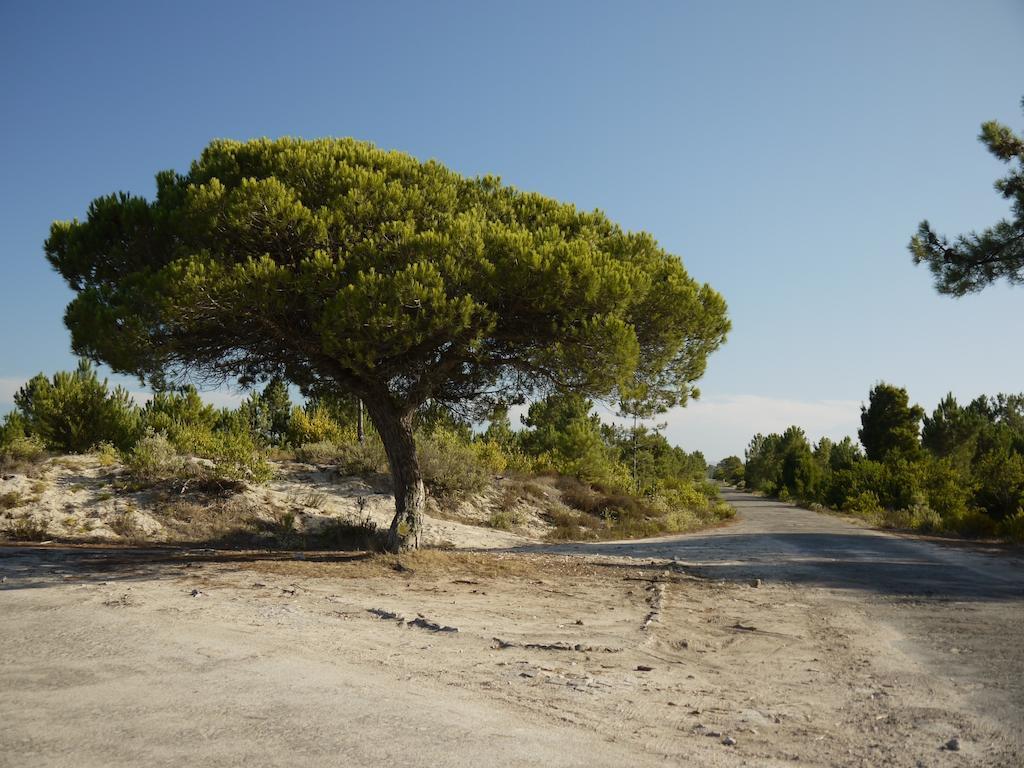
xmin=557 ymin=476 xmax=615 ymax=517
xmin=0 ymin=492 xmax=23 ymax=510
xmin=287 ymin=405 xmax=345 ymax=447
xmin=488 ymin=508 xmax=525 ymax=530
xmin=140 ymin=387 xmax=219 ymax=439
xmin=0 ymin=411 xmax=29 ymax=450
xmin=295 ymin=440 xmax=343 ymax=464
xmin=269 ymin=511 xmax=300 ymax=547
xmin=6 ymin=515 xmax=49 ymax=541
xmin=843 ymin=490 xmax=882 ymax=517
xmin=909 ymin=504 xmax=943 ymax=533
xmin=921 ymin=457 xmax=973 ymax=519
xmin=971 ymin=447 xmax=1024 ymax=522
xmin=154 ymin=496 xmax=255 ymax=542
xmin=293 ymin=431 xmax=390 ymax=476
xmin=998 ymin=509 xmax=1024 ymax=543
xmin=0 ymin=434 xmax=49 ymax=477
xmin=654 ymin=483 xmax=734 ymax=530
xmin=546 ymin=507 xmax=602 ymax=540
xmin=1 ymin=434 xmax=47 ymax=465
xmin=310 ymin=517 xmax=386 ymax=551
xmin=656 ymin=482 xmax=707 ymax=512
xmin=416 ymin=427 xmax=495 ymax=496
xmin=662 ymin=505 xmax=700 ymax=532
xmin=125 ymin=432 xmax=187 ymax=484
xmin=471 ymin=439 xmax=509 ymax=475
xmin=171 ymin=423 xmax=272 ymax=483
xmin=89 ymin=441 xmax=120 ymax=467
xmin=333 ymin=433 xmax=389 ymax=475
xmin=109 ymin=509 xmax=143 ymax=541
xmin=12 ymin=360 xmax=140 ymax=452
xmin=504 ymin=448 xmax=555 ymax=475
xmin=947 ymin=509 xmax=998 ymax=538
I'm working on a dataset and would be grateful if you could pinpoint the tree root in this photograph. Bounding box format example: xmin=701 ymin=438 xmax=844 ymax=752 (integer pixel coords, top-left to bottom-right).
xmin=367 ymin=608 xmax=458 ymax=632
xmin=492 ymin=637 xmax=622 ymax=653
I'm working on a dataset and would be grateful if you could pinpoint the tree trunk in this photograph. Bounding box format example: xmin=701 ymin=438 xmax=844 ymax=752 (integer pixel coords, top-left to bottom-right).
xmin=357 ymin=399 xmax=365 ymax=445
xmin=363 ymin=398 xmax=424 ymax=553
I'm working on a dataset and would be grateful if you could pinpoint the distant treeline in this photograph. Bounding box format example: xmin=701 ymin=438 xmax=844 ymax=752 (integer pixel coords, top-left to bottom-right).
xmin=714 ymin=383 xmax=1024 ymax=541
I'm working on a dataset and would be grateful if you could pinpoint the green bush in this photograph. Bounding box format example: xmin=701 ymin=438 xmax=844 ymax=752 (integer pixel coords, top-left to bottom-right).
xmin=843 ymin=490 xmax=882 ymax=517
xmin=335 ymin=437 xmax=390 ymax=475
xmin=0 ymin=434 xmax=48 ymax=474
xmin=2 ymin=434 xmax=47 ymax=463
xmin=998 ymin=509 xmax=1024 ymax=543
xmin=12 ymin=360 xmax=139 ymax=452
xmin=172 ymin=423 xmax=272 ymax=483
xmin=652 ymin=483 xmax=734 ymax=532
xmin=125 ymin=432 xmax=187 ymax=484
xmin=946 ymin=509 xmax=998 ymax=538
xmin=0 ymin=412 xmax=29 ymax=450
xmin=921 ymin=457 xmax=973 ymax=519
xmin=504 ymin=448 xmax=554 ymax=475
xmin=287 ymin=405 xmax=345 ymax=446
xmin=520 ymin=393 xmax=630 ymax=489
xmin=549 ymin=476 xmax=730 ymax=540
xmin=908 ymin=503 xmax=943 ymax=533
xmin=294 ymin=434 xmax=389 ymax=476
xmin=89 ymin=441 xmax=120 ymax=467
xmin=417 ymin=427 xmax=495 ymax=495
xmin=6 ymin=515 xmax=50 ymax=541
xmin=488 ymin=508 xmax=525 ymax=530
xmin=140 ymin=387 xmax=219 ymax=440
xmin=295 ymin=440 xmax=344 ymax=464
xmin=972 ymin=447 xmax=1024 ymax=522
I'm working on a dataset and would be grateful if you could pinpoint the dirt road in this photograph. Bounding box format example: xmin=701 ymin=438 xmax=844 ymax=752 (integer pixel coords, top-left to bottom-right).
xmin=1 ymin=491 xmax=1022 ymax=767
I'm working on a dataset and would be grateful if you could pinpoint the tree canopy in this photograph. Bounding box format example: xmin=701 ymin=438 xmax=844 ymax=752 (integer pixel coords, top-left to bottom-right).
xmin=46 ymin=137 xmax=730 ymax=550
xmin=858 ymin=383 xmax=924 ymax=462
xmin=909 ymin=97 xmax=1024 ymax=295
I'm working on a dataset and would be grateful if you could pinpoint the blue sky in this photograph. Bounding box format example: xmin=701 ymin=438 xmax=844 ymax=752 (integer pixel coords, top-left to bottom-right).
xmin=1 ymin=0 xmax=1022 ymax=459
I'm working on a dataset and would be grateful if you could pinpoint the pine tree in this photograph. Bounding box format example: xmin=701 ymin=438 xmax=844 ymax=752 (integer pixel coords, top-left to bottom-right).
xmin=910 ymin=97 xmax=1024 ymax=295
xmin=45 ymin=138 xmax=730 ymax=550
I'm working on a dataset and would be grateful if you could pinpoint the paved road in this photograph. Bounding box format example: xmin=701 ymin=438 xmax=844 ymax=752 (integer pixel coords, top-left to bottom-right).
xmin=545 ymin=488 xmax=1024 ymax=600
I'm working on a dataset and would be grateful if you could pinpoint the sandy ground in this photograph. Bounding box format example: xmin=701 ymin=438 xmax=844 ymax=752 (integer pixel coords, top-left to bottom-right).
xmin=0 ymin=456 xmax=539 ymax=548
xmin=1 ymin=490 xmax=1022 ymax=767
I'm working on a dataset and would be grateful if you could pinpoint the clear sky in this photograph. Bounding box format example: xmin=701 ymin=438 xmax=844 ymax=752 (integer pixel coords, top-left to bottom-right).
xmin=1 ymin=0 xmax=1022 ymax=460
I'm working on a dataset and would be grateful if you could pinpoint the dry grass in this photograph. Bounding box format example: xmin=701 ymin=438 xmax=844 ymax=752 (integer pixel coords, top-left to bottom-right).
xmin=154 ymin=495 xmax=257 ymax=542
xmin=0 ymin=455 xmax=49 ymax=478
xmin=485 ymin=486 xmax=531 ymax=530
xmin=5 ymin=514 xmax=50 ymax=541
xmin=108 ymin=509 xmax=143 ymax=542
xmin=0 ymin=491 xmax=23 ymax=510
